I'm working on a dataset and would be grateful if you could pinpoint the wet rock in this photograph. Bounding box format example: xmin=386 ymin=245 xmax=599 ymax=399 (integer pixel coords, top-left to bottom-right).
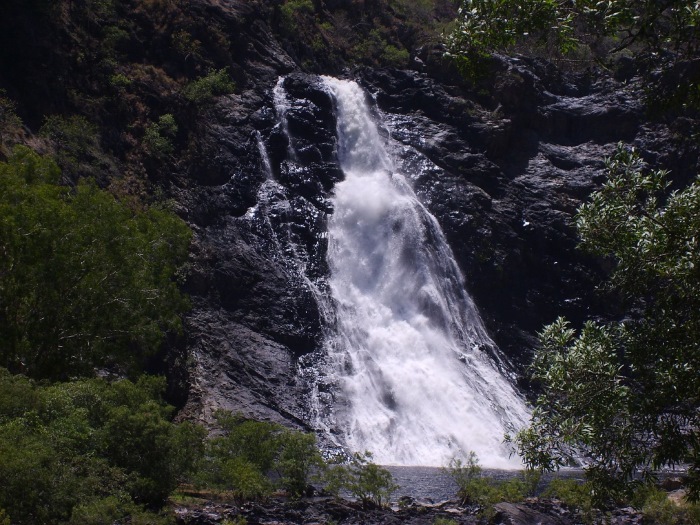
xmin=173 ymin=2 xmax=700 ymax=429
xmin=173 ymin=496 xmax=653 ymax=524
xmin=356 ymin=60 xmax=699 ymax=372
xmin=660 ymin=477 xmax=685 ymax=491
xmin=493 ymin=502 xmax=569 ymax=525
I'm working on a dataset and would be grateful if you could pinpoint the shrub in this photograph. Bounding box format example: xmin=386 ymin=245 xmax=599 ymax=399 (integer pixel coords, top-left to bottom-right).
xmin=39 ymin=114 xmax=107 ymax=178
xmin=182 ymin=69 xmax=235 ymax=105
xmin=323 ymin=451 xmax=398 ymax=508
xmin=0 ymin=146 xmax=192 ymax=379
xmin=101 ymin=25 xmax=130 ymax=55
xmin=171 ymin=29 xmax=202 ymax=61
xmin=218 ymin=457 xmax=273 ymax=501
xmin=0 ymin=91 xmax=21 ymax=133
xmin=0 ymin=371 xmax=203 ymax=524
xmin=195 ymin=410 xmax=322 ymax=500
xmin=446 ymin=451 xmax=489 ymax=505
xmin=144 ymin=114 xmax=178 ymax=156
xmin=445 ymin=453 xmax=540 ymax=518
xmin=279 ymin=0 xmax=315 ymax=35
xmin=109 ymin=73 xmax=132 ymax=89
xmin=68 ymin=496 xmax=172 ymax=525
xmin=632 ymin=485 xmax=700 ymax=525
xmin=543 ymin=479 xmax=595 ymax=523
xmin=276 ymin=430 xmax=324 ymax=497
xmin=433 ymin=519 xmax=458 ymax=525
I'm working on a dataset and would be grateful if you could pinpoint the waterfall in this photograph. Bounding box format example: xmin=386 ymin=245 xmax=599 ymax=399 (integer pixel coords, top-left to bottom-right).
xmin=319 ymin=77 xmax=529 ymax=468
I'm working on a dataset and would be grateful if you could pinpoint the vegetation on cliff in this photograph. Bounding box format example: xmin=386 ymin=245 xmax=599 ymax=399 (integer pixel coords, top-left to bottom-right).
xmin=448 ymin=0 xmax=700 ymax=60
xmin=513 ymin=145 xmax=700 ymax=503
xmin=443 ymin=0 xmax=700 ymax=508
xmin=0 ymin=146 xmax=191 ymax=380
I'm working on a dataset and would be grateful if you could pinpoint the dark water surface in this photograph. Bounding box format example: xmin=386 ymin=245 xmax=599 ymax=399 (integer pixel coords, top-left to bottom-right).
xmin=384 ymin=466 xmax=587 ymax=503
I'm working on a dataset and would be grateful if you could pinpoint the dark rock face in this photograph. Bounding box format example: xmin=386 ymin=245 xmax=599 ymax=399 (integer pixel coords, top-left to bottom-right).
xmin=173 ymin=496 xmax=645 ymax=525
xmin=355 ymin=61 xmax=699 ymax=371
xmin=173 ymin=4 xmax=699 ymax=426
xmin=176 ymin=69 xmax=340 ymax=425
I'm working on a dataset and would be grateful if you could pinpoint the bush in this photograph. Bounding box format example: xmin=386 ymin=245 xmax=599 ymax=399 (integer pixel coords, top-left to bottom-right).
xmin=0 ymin=370 xmax=204 ymax=524
xmin=445 ymin=452 xmax=542 ymax=518
xmin=0 ymin=146 xmax=191 ymax=379
xmin=446 ymin=451 xmax=490 ymax=506
xmin=543 ymin=479 xmax=595 ymax=523
xmin=323 ymin=451 xmax=398 ymax=508
xmin=218 ymin=457 xmax=273 ymax=501
xmin=195 ymin=411 xmax=322 ymax=500
xmin=276 ymin=430 xmax=324 ymax=497
xmin=39 ymin=115 xmax=107 ymax=178
xmin=632 ymin=485 xmax=700 ymax=525
xmin=182 ymin=69 xmax=235 ymax=105
xmin=279 ymin=0 xmax=315 ymax=35
xmin=353 ymin=29 xmax=410 ymax=68
xmin=69 ymin=496 xmax=173 ymax=525
xmin=433 ymin=519 xmax=458 ymax=525
xmin=144 ymin=114 xmax=178 ymax=157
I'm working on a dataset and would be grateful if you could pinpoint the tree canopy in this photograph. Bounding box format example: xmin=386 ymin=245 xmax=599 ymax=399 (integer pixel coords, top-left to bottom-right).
xmin=448 ymin=0 xmax=700 ymax=58
xmin=514 ymin=144 xmax=700 ymax=503
xmin=0 ymin=370 xmax=204 ymax=524
xmin=0 ymin=146 xmax=191 ymax=380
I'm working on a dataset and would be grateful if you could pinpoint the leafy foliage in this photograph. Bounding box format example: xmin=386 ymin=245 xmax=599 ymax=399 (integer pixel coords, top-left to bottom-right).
xmin=324 ymin=451 xmax=398 ymax=508
xmin=448 ymin=0 xmax=700 ymax=58
xmin=632 ymin=485 xmax=700 ymax=525
xmin=445 ymin=452 xmax=538 ymax=517
xmin=543 ymin=479 xmax=596 ymax=523
xmin=515 ymin=144 xmax=700 ymax=503
xmin=0 ymin=90 xmax=22 ymax=158
xmin=0 ymin=146 xmax=191 ymax=379
xmin=39 ymin=115 xmax=115 ymax=180
xmin=182 ymin=69 xmax=236 ymax=105
xmin=144 ymin=114 xmax=178 ymax=157
xmin=0 ymin=370 xmax=204 ymax=524
xmin=432 ymin=519 xmax=458 ymax=525
xmin=353 ymin=29 xmax=410 ymax=68
xmin=196 ymin=410 xmax=323 ymax=500
xmin=279 ymin=0 xmax=315 ymax=35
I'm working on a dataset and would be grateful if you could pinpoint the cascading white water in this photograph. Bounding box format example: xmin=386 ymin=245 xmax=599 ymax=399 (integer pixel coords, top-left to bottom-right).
xmin=320 ymin=76 xmax=529 ymax=468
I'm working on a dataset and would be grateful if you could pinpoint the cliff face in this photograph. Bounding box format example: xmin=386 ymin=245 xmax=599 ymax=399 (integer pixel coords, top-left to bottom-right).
xmin=1 ymin=0 xmax=698 ymax=428
xmin=174 ymin=39 xmax=700 ymax=427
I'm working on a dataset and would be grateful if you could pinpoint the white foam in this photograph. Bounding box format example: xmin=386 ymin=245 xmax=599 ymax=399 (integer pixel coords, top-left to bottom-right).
xmin=320 ymin=76 xmax=530 ymax=468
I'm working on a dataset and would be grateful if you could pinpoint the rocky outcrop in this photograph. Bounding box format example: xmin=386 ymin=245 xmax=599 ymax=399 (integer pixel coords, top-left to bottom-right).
xmin=350 ymin=56 xmax=699 ymax=370
xmin=172 ymin=496 xmax=646 ymax=525
xmin=49 ymin=0 xmax=678 ymax=432
xmin=175 ymin=70 xmax=341 ymax=425
xmin=174 ymin=20 xmax=700 ymax=426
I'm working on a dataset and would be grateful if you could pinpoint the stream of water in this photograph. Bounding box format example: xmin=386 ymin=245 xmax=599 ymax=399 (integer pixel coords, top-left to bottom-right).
xmin=318 ymin=77 xmax=529 ymax=468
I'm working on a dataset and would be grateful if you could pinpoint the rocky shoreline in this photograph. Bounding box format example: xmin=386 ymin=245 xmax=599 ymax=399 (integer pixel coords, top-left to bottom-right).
xmin=172 ymin=493 xmax=649 ymax=525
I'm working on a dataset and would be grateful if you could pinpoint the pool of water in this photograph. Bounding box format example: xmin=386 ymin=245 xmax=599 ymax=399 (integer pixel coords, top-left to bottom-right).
xmin=384 ymin=466 xmax=587 ymax=503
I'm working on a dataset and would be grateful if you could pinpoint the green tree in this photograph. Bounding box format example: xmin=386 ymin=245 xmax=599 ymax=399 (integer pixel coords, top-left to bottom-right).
xmin=0 ymin=369 xmax=204 ymax=524
xmin=0 ymin=146 xmax=191 ymax=379
xmin=323 ymin=451 xmax=398 ymax=508
xmin=196 ymin=411 xmax=323 ymax=500
xmin=514 ymin=144 xmax=700 ymax=503
xmin=276 ymin=430 xmax=324 ymax=497
xmin=447 ymin=0 xmax=700 ymax=58
xmin=182 ymin=69 xmax=236 ymax=105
